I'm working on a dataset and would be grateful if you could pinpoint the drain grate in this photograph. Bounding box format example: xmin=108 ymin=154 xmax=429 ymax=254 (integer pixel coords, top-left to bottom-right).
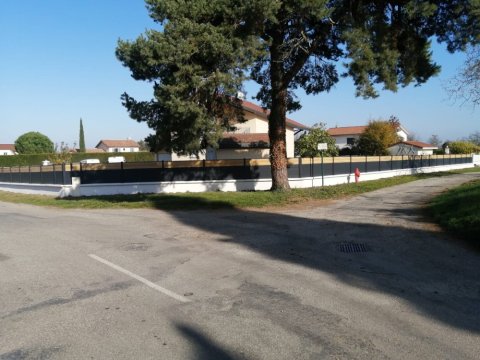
xmin=337 ymin=242 xmax=370 ymax=253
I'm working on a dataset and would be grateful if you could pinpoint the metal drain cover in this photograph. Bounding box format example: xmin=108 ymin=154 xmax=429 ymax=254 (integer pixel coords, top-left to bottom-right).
xmin=337 ymin=242 xmax=370 ymax=253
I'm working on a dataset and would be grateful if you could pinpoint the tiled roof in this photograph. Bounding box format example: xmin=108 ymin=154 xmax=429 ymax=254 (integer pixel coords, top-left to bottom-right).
xmin=96 ymin=140 xmax=139 ymax=148
xmin=327 ymin=126 xmax=368 ymax=136
xmin=219 ymin=133 xmax=270 ymax=149
xmin=395 ymin=141 xmax=437 ymax=149
xmin=0 ymin=144 xmax=16 ymax=151
xmin=240 ymin=100 xmax=310 ymax=130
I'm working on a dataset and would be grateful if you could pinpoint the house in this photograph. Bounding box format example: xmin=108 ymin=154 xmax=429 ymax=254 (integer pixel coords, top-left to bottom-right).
xmin=69 ymin=148 xmax=106 ymax=154
xmin=327 ymin=124 xmax=409 ymax=149
xmin=388 ymin=141 xmax=438 ymax=156
xmin=96 ymin=139 xmax=140 ymax=153
xmin=0 ymin=144 xmax=16 ymax=156
xmin=156 ymin=100 xmax=310 ymax=161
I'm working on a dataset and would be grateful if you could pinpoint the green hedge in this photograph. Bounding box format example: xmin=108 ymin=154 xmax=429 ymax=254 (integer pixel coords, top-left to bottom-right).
xmin=0 ymin=152 xmax=155 ymax=167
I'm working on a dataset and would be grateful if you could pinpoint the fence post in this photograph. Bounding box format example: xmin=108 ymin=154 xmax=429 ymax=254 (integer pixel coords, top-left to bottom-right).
xmin=121 ymin=161 xmax=125 ymax=183
xmin=203 ymin=159 xmax=206 ymax=181
xmin=365 ymin=155 xmax=368 ymax=173
xmin=29 ymin=165 xmax=32 ymax=183
xmin=79 ymin=162 xmax=83 ymax=183
xmin=332 ymin=156 xmax=335 ymax=176
xmin=10 ymin=166 xmax=12 ymax=182
xmin=321 ymin=154 xmax=324 ymax=187
xmin=53 ymin=164 xmax=57 ymax=184
xmin=390 ymin=155 xmax=393 ymax=170
xmin=378 ymin=155 xmax=381 ymax=172
xmin=298 ymin=157 xmax=302 ymax=178
xmin=349 ymin=155 xmax=352 ymax=175
xmin=62 ymin=163 xmax=66 ymax=185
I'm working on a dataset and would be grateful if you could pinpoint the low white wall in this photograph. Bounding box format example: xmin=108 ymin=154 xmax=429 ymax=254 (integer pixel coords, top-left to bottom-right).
xmin=0 ymin=182 xmax=71 ymax=197
xmin=0 ymin=162 xmax=474 ymax=198
xmin=473 ymin=154 xmax=480 ymax=165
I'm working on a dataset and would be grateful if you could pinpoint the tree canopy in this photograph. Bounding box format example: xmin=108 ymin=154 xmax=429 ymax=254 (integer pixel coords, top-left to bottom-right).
xmin=117 ymin=0 xmax=480 ymax=190
xmin=356 ymin=120 xmax=400 ymax=155
xmin=295 ymin=123 xmax=338 ymax=157
xmin=446 ymin=46 xmax=480 ymax=106
xmin=14 ymin=132 xmax=54 ymax=154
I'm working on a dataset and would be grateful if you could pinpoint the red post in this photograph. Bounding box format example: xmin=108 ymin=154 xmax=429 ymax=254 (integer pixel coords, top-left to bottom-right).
xmin=354 ymin=167 xmax=360 ymax=183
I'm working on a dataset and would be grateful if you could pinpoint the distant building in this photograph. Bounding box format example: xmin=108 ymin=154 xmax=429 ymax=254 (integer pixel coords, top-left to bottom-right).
xmin=69 ymin=148 xmax=106 ymax=153
xmin=0 ymin=144 xmax=16 ymax=156
xmin=388 ymin=141 xmax=438 ymax=156
xmin=327 ymin=124 xmax=409 ymax=149
xmin=96 ymin=140 xmax=140 ymax=153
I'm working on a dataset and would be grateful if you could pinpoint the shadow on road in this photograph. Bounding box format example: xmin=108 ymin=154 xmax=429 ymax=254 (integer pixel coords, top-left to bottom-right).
xmin=167 ymin=206 xmax=480 ymax=333
xmin=176 ymin=324 xmax=238 ymax=360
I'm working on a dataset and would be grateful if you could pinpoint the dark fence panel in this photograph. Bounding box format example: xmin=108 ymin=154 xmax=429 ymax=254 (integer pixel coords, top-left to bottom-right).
xmin=72 ymin=163 xmax=271 ymax=184
xmin=0 ymin=155 xmax=474 ymax=186
xmin=0 ymin=165 xmax=72 ymax=185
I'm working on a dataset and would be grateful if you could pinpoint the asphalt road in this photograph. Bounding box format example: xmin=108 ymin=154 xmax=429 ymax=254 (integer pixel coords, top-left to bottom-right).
xmin=1 ymin=173 xmax=479 ymax=359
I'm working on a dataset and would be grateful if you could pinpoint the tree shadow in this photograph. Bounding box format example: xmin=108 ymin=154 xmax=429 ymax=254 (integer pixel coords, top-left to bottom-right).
xmin=61 ymin=193 xmax=235 ymax=210
xmin=166 ymin=207 xmax=480 ymax=333
xmin=176 ymin=323 xmax=240 ymax=360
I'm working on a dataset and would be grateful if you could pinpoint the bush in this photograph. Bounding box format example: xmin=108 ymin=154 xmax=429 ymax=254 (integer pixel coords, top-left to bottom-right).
xmin=448 ymin=141 xmax=480 ymax=154
xmin=295 ymin=123 xmax=338 ymax=157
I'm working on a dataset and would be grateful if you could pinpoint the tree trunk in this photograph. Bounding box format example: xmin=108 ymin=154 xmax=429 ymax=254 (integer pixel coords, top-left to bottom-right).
xmin=268 ymin=29 xmax=290 ymax=191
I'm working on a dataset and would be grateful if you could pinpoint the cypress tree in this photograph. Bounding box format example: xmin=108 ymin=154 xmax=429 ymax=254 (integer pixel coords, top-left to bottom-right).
xmin=79 ymin=118 xmax=86 ymax=153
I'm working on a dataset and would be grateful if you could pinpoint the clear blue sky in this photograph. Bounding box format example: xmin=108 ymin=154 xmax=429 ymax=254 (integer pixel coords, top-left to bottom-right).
xmin=1 ymin=0 xmax=478 ymax=148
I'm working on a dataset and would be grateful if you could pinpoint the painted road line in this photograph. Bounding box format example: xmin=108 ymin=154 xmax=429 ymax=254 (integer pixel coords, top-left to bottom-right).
xmin=88 ymin=254 xmax=191 ymax=303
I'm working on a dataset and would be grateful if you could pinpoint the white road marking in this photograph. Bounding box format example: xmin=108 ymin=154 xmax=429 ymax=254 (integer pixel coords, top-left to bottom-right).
xmin=88 ymin=254 xmax=191 ymax=303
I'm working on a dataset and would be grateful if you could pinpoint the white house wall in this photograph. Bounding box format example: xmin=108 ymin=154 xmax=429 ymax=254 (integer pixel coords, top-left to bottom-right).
xmin=233 ymin=113 xmax=269 ymax=133
xmin=216 ymin=148 xmax=270 ymax=160
xmin=286 ymin=129 xmax=295 ymax=158
xmin=332 ymin=135 xmax=358 ymax=149
xmin=388 ymin=145 xmax=434 ymax=156
xmin=397 ymin=129 xmax=408 ymax=141
xmin=107 ymin=147 xmax=139 ymax=153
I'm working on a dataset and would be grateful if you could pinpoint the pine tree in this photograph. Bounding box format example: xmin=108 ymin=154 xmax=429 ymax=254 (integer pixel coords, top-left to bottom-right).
xmin=117 ymin=0 xmax=480 ymax=190
xmin=79 ymin=118 xmax=86 ymax=153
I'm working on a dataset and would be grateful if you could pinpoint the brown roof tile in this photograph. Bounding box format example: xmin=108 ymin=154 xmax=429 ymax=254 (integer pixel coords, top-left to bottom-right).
xmin=240 ymin=100 xmax=310 ymax=130
xmin=96 ymin=140 xmax=139 ymax=148
xmin=395 ymin=141 xmax=437 ymax=149
xmin=0 ymin=144 xmax=16 ymax=152
xmin=327 ymin=126 xmax=368 ymax=136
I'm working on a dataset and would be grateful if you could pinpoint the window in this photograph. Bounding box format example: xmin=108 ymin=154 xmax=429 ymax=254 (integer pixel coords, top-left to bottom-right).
xmin=347 ymin=137 xmax=355 ymax=145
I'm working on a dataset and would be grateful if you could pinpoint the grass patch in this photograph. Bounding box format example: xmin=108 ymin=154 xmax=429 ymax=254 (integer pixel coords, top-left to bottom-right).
xmin=428 ymin=179 xmax=480 ymax=246
xmin=0 ymin=170 xmax=469 ymax=211
xmin=449 ymin=166 xmax=480 ymax=174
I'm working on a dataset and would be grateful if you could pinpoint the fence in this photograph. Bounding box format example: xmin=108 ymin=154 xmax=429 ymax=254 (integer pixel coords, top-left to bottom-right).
xmin=0 ymin=155 xmax=473 ymax=186
xmin=0 ymin=163 xmax=72 ymax=185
